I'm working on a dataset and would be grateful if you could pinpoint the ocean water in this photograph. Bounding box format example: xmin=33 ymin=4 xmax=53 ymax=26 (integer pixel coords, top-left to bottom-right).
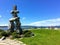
xmin=0 ymin=27 xmax=8 ymax=30
xmin=0 ymin=26 xmax=34 ymax=30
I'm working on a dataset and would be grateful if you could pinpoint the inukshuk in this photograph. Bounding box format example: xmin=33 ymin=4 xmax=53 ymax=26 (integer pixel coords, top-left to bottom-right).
xmin=9 ymin=5 xmax=22 ymax=34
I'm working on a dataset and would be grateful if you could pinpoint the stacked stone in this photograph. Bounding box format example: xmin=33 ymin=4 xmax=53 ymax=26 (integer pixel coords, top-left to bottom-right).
xmin=9 ymin=5 xmax=22 ymax=34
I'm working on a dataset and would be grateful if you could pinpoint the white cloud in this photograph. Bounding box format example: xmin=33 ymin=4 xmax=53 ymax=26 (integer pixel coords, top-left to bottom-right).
xmin=0 ymin=15 xmax=2 ymax=18
xmin=27 ymin=18 xmax=60 ymax=26
xmin=1 ymin=18 xmax=60 ymax=26
xmin=0 ymin=24 xmax=8 ymax=26
xmin=22 ymin=17 xmax=26 ymax=20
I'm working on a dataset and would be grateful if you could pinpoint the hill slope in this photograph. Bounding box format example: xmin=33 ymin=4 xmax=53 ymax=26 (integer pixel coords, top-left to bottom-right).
xmin=18 ymin=29 xmax=60 ymax=45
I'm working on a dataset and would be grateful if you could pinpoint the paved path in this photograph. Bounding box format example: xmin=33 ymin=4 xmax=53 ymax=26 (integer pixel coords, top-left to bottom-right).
xmin=0 ymin=38 xmax=26 ymax=45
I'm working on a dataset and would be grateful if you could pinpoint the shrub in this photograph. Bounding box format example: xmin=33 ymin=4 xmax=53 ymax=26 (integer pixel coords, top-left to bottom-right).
xmin=0 ymin=31 xmax=8 ymax=37
xmin=0 ymin=29 xmax=11 ymax=37
xmin=6 ymin=31 xmax=12 ymax=37
xmin=0 ymin=35 xmax=2 ymax=38
xmin=24 ymin=32 xmax=31 ymax=37
xmin=0 ymin=29 xmax=5 ymax=32
xmin=23 ymin=30 xmax=34 ymax=37
xmin=23 ymin=30 xmax=32 ymax=34
xmin=11 ymin=32 xmax=21 ymax=38
xmin=0 ymin=30 xmax=9 ymax=38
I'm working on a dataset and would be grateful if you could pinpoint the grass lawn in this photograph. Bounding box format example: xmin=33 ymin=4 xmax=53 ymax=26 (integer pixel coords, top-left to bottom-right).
xmin=17 ymin=29 xmax=60 ymax=45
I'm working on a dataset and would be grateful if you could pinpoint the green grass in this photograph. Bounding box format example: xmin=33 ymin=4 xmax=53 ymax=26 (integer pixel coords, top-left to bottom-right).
xmin=17 ymin=29 xmax=60 ymax=45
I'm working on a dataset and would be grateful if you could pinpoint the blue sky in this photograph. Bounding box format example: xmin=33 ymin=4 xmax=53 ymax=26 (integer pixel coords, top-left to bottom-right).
xmin=0 ymin=0 xmax=60 ymax=26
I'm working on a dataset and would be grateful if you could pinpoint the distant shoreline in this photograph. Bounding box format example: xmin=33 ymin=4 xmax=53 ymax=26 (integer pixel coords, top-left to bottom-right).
xmin=0 ymin=26 xmax=60 ymax=30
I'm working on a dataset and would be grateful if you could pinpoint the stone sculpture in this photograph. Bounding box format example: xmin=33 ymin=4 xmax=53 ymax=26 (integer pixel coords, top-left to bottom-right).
xmin=9 ymin=5 xmax=22 ymax=34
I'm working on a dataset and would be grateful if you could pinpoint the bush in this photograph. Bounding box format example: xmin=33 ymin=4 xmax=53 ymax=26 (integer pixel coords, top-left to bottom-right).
xmin=6 ymin=32 xmax=12 ymax=37
xmin=0 ymin=36 xmax=2 ymax=38
xmin=11 ymin=32 xmax=21 ymax=38
xmin=0 ymin=30 xmax=8 ymax=38
xmin=23 ymin=30 xmax=34 ymax=37
xmin=0 ymin=29 xmax=11 ymax=37
xmin=0 ymin=31 xmax=8 ymax=37
xmin=23 ymin=30 xmax=32 ymax=34
xmin=0 ymin=29 xmax=5 ymax=32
